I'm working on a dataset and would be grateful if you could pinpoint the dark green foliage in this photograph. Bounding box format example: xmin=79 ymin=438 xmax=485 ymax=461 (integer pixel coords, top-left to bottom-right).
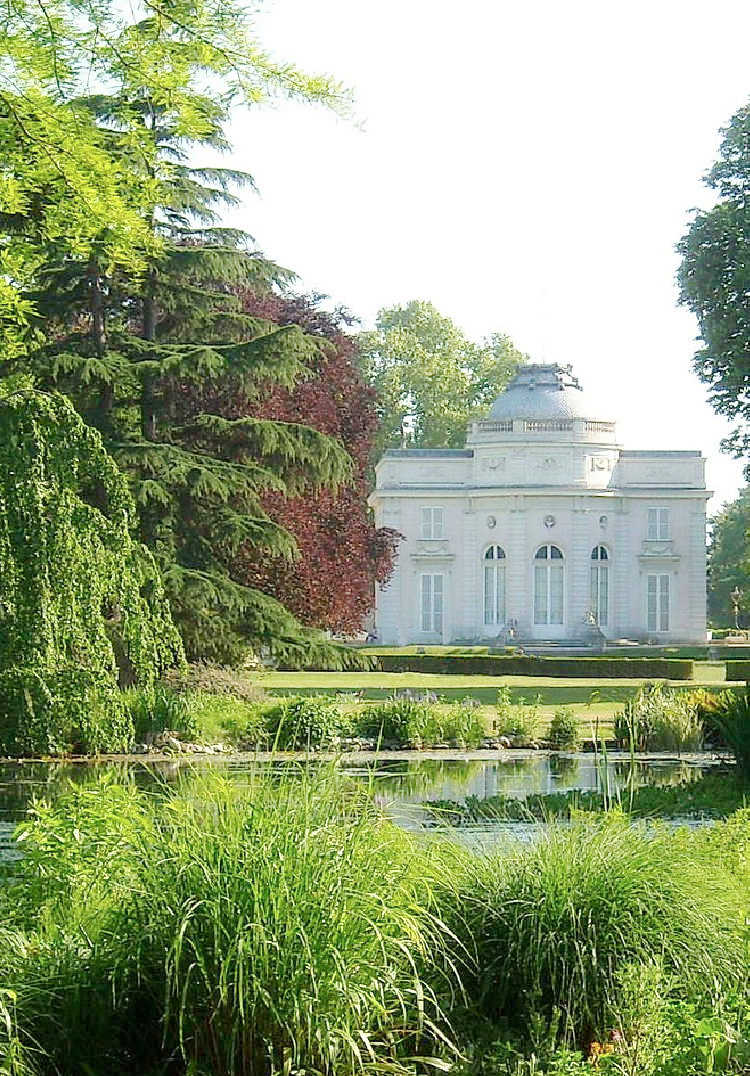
xmin=257 ymin=695 xmax=349 ymax=750
xmin=0 ymin=667 xmax=132 ymax=756
xmin=122 ymin=685 xmax=199 ymax=743
xmin=0 ymin=389 xmax=183 ymax=755
xmin=548 ymin=708 xmax=580 ymax=750
xmin=707 ymin=489 xmax=750 ymax=625
xmin=3 ymin=10 xmax=359 ymax=669
xmin=726 ymin=661 xmax=750 ymax=681
xmin=703 ymin=690 xmax=750 ymax=776
xmin=375 ymin=654 xmax=695 ymax=680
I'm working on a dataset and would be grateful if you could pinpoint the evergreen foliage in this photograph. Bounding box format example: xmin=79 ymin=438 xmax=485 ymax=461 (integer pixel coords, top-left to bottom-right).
xmin=1 ymin=0 xmax=364 ymax=666
xmin=0 ymin=386 xmax=183 ymax=754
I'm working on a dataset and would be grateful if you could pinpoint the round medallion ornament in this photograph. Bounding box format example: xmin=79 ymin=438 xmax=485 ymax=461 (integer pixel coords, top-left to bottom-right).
xmin=543 ymin=514 xmax=556 ymax=529
xmin=599 ymin=514 xmax=608 ymax=528
xmin=487 ymin=515 xmax=497 ymax=529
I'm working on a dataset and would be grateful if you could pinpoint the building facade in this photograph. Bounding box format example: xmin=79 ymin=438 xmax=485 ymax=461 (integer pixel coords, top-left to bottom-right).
xmin=369 ymin=365 xmax=709 ymax=645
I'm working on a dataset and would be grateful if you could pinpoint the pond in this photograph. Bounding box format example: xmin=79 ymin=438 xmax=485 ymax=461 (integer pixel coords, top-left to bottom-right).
xmin=0 ymin=750 xmax=720 ymax=845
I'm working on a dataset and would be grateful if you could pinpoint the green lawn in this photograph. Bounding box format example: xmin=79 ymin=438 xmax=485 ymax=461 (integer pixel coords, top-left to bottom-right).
xmin=255 ymin=661 xmax=738 ymax=737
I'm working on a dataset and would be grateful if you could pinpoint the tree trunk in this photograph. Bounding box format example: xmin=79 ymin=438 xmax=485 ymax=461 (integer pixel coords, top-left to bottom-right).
xmin=141 ymin=266 xmax=157 ymax=440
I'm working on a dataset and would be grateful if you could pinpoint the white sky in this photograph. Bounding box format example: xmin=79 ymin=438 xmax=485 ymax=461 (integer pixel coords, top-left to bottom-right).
xmin=222 ymin=0 xmax=750 ymax=513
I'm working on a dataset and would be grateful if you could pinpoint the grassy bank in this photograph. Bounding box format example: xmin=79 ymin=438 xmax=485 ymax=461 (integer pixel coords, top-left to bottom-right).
xmin=1 ymin=769 xmax=749 ymax=1074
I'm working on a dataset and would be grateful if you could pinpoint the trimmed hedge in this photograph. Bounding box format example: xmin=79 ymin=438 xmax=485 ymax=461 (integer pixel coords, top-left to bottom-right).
xmin=375 ymin=654 xmax=695 ymax=680
xmin=726 ymin=661 xmax=750 ymax=682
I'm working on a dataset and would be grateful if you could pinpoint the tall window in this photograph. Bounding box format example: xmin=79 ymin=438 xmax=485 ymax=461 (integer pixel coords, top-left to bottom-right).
xmin=420 ymin=573 xmax=443 ymax=633
xmin=647 ymin=574 xmax=670 ymax=632
xmin=647 ymin=507 xmax=670 ymax=541
xmin=421 ymin=506 xmax=445 ymax=540
xmin=484 ymin=545 xmax=506 ymax=626
xmin=590 ymin=545 xmax=609 ymax=627
xmin=534 ymin=545 xmax=564 ymax=625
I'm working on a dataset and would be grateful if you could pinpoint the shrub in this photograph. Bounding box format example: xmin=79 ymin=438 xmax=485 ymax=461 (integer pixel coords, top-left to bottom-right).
xmin=357 ymin=697 xmax=433 ymax=744
xmin=442 ymin=701 xmax=486 ymax=749
xmin=447 ymin=817 xmax=746 ymax=1043
xmin=495 ymin=687 xmax=542 ymax=745
xmin=375 ymin=654 xmax=695 ymax=679
xmin=614 ymin=683 xmax=704 ymax=752
xmin=726 ymin=660 xmax=750 ymax=682
xmin=548 ymin=708 xmax=580 ymax=750
xmin=122 ymin=684 xmax=200 ymax=742
xmin=0 ymin=666 xmax=133 ymax=756
xmin=164 ymin=662 xmax=265 ymax=703
xmin=0 ymin=772 xmax=457 ymax=1075
xmin=259 ymin=695 xmax=347 ymax=750
xmin=703 ymin=691 xmax=750 ymax=777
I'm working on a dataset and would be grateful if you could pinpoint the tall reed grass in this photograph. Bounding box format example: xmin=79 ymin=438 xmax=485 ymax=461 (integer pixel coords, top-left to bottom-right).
xmin=445 ymin=816 xmax=746 ymax=1044
xmin=0 ymin=770 xmax=461 ymax=1076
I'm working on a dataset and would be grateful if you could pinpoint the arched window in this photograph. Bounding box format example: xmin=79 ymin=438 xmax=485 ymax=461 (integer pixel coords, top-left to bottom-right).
xmin=534 ymin=545 xmax=564 ymax=625
xmin=590 ymin=545 xmax=609 ymax=627
xmin=484 ymin=545 xmax=506 ymax=626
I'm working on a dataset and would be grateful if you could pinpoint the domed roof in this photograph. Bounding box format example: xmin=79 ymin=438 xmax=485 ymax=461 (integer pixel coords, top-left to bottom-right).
xmin=487 ymin=363 xmax=610 ymax=422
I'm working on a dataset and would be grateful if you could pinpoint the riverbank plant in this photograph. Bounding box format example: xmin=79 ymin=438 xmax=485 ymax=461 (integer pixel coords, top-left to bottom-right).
xmin=495 ymin=687 xmax=543 ymax=745
xmin=615 ymin=682 xmax=704 ymax=752
xmin=0 ymin=770 xmax=460 ymax=1075
xmin=701 ymin=691 xmax=750 ymax=776
xmin=445 ymin=816 xmax=746 ymax=1045
xmin=548 ymin=708 xmax=580 ymax=750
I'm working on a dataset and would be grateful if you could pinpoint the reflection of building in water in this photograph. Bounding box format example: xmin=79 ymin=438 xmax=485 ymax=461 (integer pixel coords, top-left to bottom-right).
xmin=370 ymin=364 xmax=709 ymax=644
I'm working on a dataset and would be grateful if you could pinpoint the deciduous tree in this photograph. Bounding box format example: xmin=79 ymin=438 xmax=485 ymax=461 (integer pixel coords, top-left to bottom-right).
xmin=359 ymin=300 xmax=525 ymax=454
xmin=678 ymin=103 xmax=750 ymax=462
xmin=707 ymin=488 xmax=750 ymax=626
xmin=218 ymin=292 xmax=399 ymax=634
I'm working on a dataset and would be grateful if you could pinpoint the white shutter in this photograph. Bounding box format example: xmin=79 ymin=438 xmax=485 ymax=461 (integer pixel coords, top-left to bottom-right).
xmin=549 ymin=564 xmax=564 ymax=624
xmin=421 ymin=574 xmax=432 ymax=631
xmin=659 ymin=574 xmax=670 ymax=631
xmin=647 ymin=575 xmax=658 ymax=632
xmin=534 ymin=564 xmax=547 ymax=624
xmin=433 ymin=574 xmax=443 ymax=633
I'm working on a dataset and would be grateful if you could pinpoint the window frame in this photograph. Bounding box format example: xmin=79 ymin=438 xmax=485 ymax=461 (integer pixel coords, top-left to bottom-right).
xmin=647 ymin=573 xmax=670 ymax=633
xmin=420 ymin=572 xmax=444 ymax=634
xmin=647 ymin=507 xmax=670 ymax=541
xmin=590 ymin=545 xmax=609 ymax=627
xmin=533 ymin=544 xmax=565 ymax=626
xmin=483 ymin=545 xmax=506 ymax=627
xmin=420 ymin=506 xmax=446 ymax=540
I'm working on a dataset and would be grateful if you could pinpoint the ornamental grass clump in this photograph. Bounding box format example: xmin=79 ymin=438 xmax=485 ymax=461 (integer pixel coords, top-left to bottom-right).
xmin=0 ymin=771 xmax=459 ymax=1076
xmin=448 ymin=817 xmax=746 ymax=1044
xmin=615 ymin=682 xmax=704 ymax=752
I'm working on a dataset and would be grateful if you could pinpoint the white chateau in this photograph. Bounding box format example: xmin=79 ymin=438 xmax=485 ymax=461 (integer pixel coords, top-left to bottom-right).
xmin=370 ymin=365 xmax=709 ymax=645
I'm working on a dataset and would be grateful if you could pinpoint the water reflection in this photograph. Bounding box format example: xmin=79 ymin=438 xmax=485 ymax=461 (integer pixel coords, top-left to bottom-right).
xmin=0 ymin=753 xmax=715 ymax=826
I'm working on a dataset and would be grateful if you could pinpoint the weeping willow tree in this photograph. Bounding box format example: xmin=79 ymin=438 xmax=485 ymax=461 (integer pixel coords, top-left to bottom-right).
xmin=0 ymin=386 xmax=184 ymax=755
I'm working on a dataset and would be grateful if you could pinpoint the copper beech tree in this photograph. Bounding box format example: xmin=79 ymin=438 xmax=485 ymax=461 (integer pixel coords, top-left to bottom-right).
xmin=198 ymin=291 xmax=399 ymax=636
